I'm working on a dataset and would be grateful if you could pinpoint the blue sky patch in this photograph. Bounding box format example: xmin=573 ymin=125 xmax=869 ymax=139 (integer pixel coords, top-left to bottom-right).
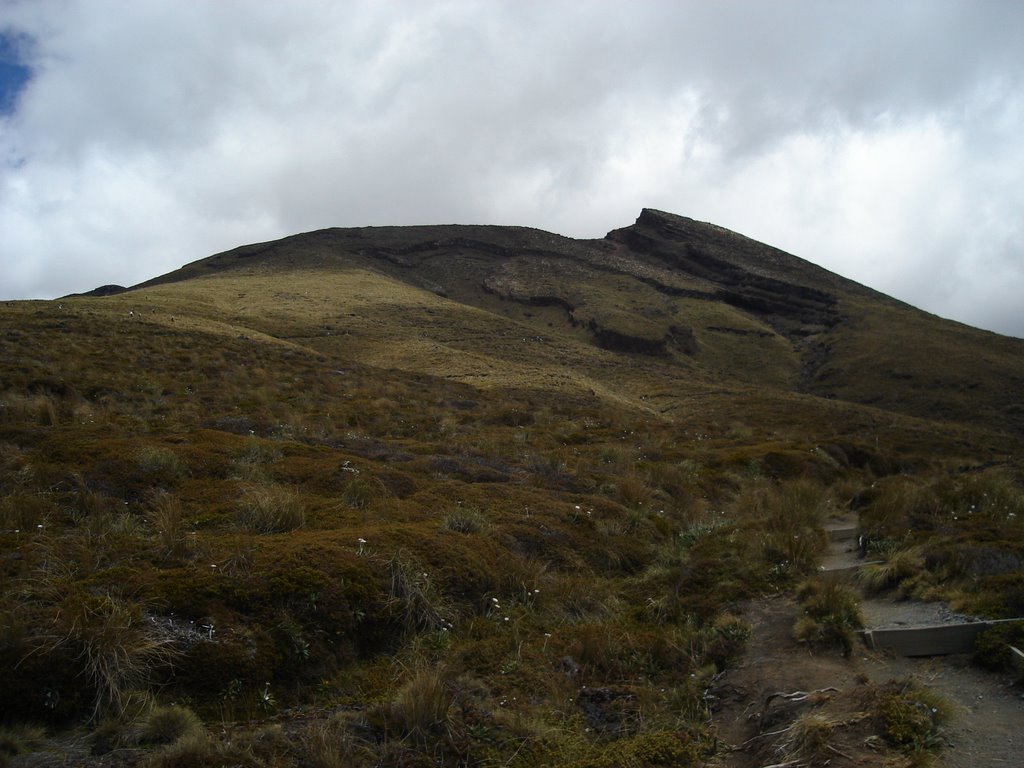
xmin=0 ymin=31 xmax=32 ymax=116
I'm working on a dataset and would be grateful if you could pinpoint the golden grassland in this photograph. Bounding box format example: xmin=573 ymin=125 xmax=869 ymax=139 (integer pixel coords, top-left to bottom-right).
xmin=1 ymin=266 xmax=1023 ymax=767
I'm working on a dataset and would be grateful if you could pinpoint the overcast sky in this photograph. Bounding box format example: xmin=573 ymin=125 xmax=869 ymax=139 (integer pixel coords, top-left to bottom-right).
xmin=1 ymin=1 xmax=1022 ymax=337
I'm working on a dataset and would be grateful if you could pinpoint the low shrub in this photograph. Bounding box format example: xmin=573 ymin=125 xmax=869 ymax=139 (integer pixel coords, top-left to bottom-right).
xmin=701 ymin=612 xmax=752 ymax=670
xmin=874 ymin=677 xmax=948 ymax=751
xmin=973 ymin=620 xmax=1024 ymax=673
xmin=565 ymin=729 xmax=702 ymax=768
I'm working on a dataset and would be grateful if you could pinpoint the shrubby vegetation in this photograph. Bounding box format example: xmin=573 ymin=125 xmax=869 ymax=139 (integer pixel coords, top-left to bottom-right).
xmin=0 ymin=281 xmax=1021 ymax=766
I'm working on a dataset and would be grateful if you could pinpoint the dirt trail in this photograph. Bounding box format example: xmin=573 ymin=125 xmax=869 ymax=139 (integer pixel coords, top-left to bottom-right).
xmin=711 ymin=511 xmax=1024 ymax=767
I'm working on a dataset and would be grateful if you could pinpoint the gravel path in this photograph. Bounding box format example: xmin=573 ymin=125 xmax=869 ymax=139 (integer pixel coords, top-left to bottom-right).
xmin=829 ymin=510 xmax=1024 ymax=768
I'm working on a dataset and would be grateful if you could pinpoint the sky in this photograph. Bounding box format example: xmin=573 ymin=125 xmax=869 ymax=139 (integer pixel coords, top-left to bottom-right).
xmin=1 ymin=0 xmax=1022 ymax=338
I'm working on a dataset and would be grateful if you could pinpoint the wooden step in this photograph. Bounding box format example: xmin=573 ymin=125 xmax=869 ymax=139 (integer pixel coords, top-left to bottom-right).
xmin=826 ymin=526 xmax=858 ymax=543
xmin=860 ymin=618 xmax=1023 ymax=656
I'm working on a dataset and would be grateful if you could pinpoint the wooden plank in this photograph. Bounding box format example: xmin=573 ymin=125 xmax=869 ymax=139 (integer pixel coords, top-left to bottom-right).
xmin=827 ymin=526 xmax=858 ymax=543
xmin=860 ymin=619 xmax=1024 ymax=657
xmin=1009 ymin=645 xmax=1024 ymax=674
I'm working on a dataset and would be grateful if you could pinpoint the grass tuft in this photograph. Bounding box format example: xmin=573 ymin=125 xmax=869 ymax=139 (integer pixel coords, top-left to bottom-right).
xmin=441 ymin=504 xmax=489 ymax=534
xmin=53 ymin=593 xmax=178 ymax=719
xmin=857 ymin=546 xmax=923 ymax=594
xmin=148 ymin=492 xmax=190 ymax=560
xmin=387 ymin=552 xmax=453 ymax=634
xmin=138 ymin=703 xmax=204 ymax=746
xmin=387 ymin=667 xmax=453 ymax=742
xmin=236 ymin=483 xmax=305 ymax=533
xmin=793 ymin=578 xmax=864 ymax=657
xmin=874 ymin=677 xmax=949 ymax=752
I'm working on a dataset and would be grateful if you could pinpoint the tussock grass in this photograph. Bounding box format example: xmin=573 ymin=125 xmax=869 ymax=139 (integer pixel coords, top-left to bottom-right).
xmin=771 ymin=712 xmax=838 ymax=764
xmin=138 ymin=703 xmax=204 ymax=746
xmin=793 ymin=578 xmax=864 ymax=657
xmin=857 ymin=546 xmax=924 ymax=594
xmin=135 ymin=445 xmax=187 ymax=479
xmin=302 ymin=714 xmax=366 ymax=768
xmin=441 ymin=504 xmax=489 ymax=534
xmin=387 ymin=552 xmax=453 ymax=634
xmin=0 ymin=393 xmax=60 ymax=427
xmin=236 ymin=483 xmax=306 ymax=533
xmin=53 ymin=593 xmax=178 ymax=718
xmin=148 ymin=492 xmax=189 ymax=560
xmin=387 ymin=667 xmax=453 ymax=742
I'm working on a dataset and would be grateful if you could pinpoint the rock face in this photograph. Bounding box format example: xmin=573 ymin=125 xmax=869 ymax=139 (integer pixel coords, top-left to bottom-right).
xmin=607 ymin=209 xmax=843 ymax=339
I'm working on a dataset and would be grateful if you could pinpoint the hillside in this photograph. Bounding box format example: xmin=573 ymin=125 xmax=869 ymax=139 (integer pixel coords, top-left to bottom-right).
xmin=133 ymin=208 xmax=1024 ymax=436
xmin=2 ymin=209 xmax=1023 ymax=767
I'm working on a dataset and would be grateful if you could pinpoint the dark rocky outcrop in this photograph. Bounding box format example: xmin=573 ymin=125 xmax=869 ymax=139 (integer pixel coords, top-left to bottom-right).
xmin=64 ymin=284 xmax=127 ymax=298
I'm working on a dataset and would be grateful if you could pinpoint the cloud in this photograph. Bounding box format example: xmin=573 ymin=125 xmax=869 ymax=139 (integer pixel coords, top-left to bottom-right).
xmin=1 ymin=0 xmax=1022 ymax=337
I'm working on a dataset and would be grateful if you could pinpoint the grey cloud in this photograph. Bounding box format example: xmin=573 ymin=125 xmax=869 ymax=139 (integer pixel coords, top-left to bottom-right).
xmin=1 ymin=0 xmax=1022 ymax=337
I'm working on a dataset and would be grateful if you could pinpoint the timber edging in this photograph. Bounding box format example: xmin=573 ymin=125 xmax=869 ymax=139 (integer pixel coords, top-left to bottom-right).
xmin=860 ymin=618 xmax=1024 ymax=657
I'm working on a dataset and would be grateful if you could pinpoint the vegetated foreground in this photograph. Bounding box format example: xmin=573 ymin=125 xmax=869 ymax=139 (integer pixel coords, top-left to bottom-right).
xmin=2 ymin=210 xmax=1024 ymax=767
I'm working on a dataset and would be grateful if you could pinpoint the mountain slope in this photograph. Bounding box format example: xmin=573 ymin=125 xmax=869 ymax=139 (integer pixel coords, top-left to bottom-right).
xmin=4 ymin=208 xmax=1024 ymax=766
xmin=129 ymin=208 xmax=1024 ymax=437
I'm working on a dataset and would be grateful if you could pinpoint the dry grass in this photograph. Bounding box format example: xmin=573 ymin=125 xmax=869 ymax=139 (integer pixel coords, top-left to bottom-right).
xmin=53 ymin=593 xmax=178 ymax=719
xmin=793 ymin=578 xmax=864 ymax=657
xmin=858 ymin=546 xmax=924 ymax=594
xmin=236 ymin=483 xmax=306 ymax=533
xmin=138 ymin=703 xmax=204 ymax=745
xmin=148 ymin=492 xmax=189 ymax=560
xmin=388 ymin=667 xmax=453 ymax=742
xmin=0 ymin=230 xmax=1021 ymax=766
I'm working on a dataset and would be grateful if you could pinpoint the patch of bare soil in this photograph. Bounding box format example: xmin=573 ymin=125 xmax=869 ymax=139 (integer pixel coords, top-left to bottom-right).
xmin=709 ymin=595 xmax=884 ymax=767
xmin=709 ymin=512 xmax=1024 ymax=767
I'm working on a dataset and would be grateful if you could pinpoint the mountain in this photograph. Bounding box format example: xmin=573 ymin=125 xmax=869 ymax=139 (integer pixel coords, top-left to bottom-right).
xmin=131 ymin=207 xmax=1024 ymax=439
xmin=2 ymin=208 xmax=1023 ymax=766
